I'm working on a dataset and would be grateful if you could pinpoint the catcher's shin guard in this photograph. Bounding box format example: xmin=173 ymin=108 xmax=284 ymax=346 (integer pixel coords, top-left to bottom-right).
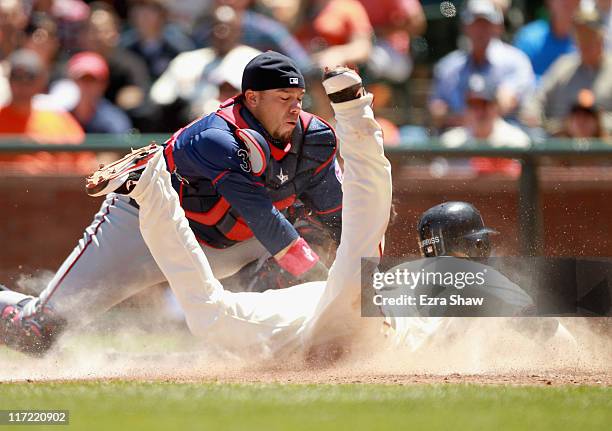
xmin=0 ymin=296 xmax=66 ymax=356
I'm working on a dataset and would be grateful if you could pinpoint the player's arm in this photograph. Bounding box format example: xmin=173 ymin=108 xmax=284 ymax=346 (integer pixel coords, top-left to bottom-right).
xmin=299 ymin=158 xmax=343 ymax=245
xmin=217 ymin=172 xmax=329 ymax=280
xmin=192 ymin=129 xmax=325 ymax=278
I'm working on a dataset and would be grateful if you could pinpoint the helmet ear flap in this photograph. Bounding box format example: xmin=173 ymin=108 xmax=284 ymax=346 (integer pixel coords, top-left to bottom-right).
xmin=473 ymin=236 xmax=491 ymax=258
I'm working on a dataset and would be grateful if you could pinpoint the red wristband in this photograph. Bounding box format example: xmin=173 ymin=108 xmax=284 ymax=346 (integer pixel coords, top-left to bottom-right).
xmin=277 ymin=237 xmax=320 ymax=277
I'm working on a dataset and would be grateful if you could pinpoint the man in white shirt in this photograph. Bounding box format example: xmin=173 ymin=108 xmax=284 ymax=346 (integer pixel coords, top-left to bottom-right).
xmin=150 ymin=5 xmax=260 ymax=121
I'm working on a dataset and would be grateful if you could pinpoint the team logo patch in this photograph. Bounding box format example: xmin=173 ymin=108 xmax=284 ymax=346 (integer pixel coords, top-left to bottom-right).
xmin=276 ymin=168 xmax=289 ymax=184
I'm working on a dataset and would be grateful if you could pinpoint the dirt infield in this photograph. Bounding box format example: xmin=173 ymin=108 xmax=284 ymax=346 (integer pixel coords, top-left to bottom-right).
xmin=0 ymin=317 xmax=609 ymax=387
xmin=98 ymin=367 xmax=611 ymax=386
xmin=3 ymin=367 xmax=609 ymax=387
xmin=1 ymin=362 xmax=610 ymax=387
xmin=171 ymin=370 xmax=612 ymax=386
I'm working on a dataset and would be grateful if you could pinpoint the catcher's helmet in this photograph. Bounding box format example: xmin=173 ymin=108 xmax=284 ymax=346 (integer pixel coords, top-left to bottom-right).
xmin=417 ymin=202 xmax=497 ymax=258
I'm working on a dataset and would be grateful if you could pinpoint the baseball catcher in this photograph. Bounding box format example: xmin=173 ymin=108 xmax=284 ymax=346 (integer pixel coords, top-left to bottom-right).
xmin=0 ymin=51 xmax=344 ymax=355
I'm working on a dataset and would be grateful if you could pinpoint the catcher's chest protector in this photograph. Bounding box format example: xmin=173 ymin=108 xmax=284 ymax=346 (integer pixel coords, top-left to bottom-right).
xmin=169 ymin=99 xmax=337 ymax=249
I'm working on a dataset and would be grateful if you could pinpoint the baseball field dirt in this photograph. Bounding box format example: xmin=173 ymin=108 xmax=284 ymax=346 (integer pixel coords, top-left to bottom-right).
xmin=0 ymin=314 xmax=609 ymax=430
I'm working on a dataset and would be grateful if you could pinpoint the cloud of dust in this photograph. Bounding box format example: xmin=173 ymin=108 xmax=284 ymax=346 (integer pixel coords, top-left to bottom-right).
xmin=0 ymin=316 xmax=609 ymax=383
xmin=342 ymin=316 xmax=611 ymax=377
xmin=0 ymin=272 xmax=609 ymax=383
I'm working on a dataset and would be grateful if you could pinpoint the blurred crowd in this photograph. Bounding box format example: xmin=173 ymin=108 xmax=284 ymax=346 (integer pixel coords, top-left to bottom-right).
xmin=1 ymin=0 xmax=612 ymax=174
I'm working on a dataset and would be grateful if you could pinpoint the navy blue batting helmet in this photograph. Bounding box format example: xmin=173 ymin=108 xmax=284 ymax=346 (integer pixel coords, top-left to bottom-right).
xmin=417 ymin=201 xmax=498 ymax=258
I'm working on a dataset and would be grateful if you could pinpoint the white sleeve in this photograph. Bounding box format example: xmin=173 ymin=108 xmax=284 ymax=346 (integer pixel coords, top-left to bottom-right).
xmin=300 ymin=93 xmax=393 ymax=349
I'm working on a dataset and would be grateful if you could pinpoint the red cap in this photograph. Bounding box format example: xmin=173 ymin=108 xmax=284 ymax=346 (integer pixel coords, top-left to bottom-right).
xmin=68 ymin=52 xmax=109 ymax=81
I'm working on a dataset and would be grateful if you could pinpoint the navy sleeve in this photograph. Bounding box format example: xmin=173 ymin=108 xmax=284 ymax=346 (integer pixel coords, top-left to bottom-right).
xmin=300 ymin=158 xmax=343 ymax=245
xmin=178 ymin=127 xmax=300 ymax=255
xmin=215 ymin=173 xmax=299 ymax=255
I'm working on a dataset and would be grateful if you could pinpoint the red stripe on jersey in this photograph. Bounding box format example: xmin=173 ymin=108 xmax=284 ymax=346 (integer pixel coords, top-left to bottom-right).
xmin=315 ymin=204 xmax=342 ymax=215
xmin=184 ymin=198 xmax=231 ymax=226
xmin=225 ymin=218 xmax=254 ymax=241
xmin=273 ymin=195 xmax=296 ymax=211
xmin=211 ymin=170 xmax=229 ymax=185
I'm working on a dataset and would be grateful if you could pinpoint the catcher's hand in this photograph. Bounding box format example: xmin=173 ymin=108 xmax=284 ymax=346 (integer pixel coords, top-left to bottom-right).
xmin=250 ymin=257 xmax=329 ymax=292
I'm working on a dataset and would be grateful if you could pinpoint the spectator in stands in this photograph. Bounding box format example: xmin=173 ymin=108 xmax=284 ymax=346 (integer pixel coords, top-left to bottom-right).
xmin=66 ymin=51 xmax=132 ymax=133
xmin=0 ymin=49 xmax=98 ymax=175
xmin=121 ymin=0 xmax=195 ymax=80
xmin=440 ymin=73 xmax=530 ymax=177
xmin=429 ymin=0 xmax=535 ymax=131
xmin=294 ymin=0 xmax=373 ymax=69
xmin=514 ymin=0 xmax=579 ymax=82
xmin=441 ymin=74 xmax=530 ymax=148
xmin=151 ymin=5 xmax=260 ymax=125
xmin=359 ymin=0 xmax=426 ymax=83
xmin=82 ymin=2 xmax=159 ymax=131
xmin=256 ymin=0 xmax=301 ymax=28
xmin=592 ymin=0 xmax=612 ymax=51
xmin=193 ymin=0 xmax=313 ymax=75
xmin=285 ymin=0 xmax=374 ymax=118
xmin=162 ymin=0 xmax=209 ymax=31
xmin=0 ymin=0 xmax=29 ymax=106
xmin=32 ymin=0 xmax=90 ymax=56
xmin=21 ymin=13 xmax=77 ymax=112
xmin=0 ymin=49 xmax=84 ymax=143
xmin=557 ymin=88 xmax=608 ymax=138
xmin=23 ymin=13 xmax=61 ymax=80
xmin=522 ymin=9 xmax=612 ymax=135
xmin=208 ymin=62 xmax=244 ymax=112
xmin=0 ymin=0 xmax=27 ymax=56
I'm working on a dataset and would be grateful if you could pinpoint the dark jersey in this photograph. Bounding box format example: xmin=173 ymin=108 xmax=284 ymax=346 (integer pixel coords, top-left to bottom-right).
xmin=163 ymin=98 xmax=342 ymax=256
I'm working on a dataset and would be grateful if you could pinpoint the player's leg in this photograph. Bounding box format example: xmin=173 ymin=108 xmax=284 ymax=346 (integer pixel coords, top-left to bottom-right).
xmin=0 ymin=193 xmax=168 ymax=355
xmin=127 ymin=149 xmax=326 ymax=355
xmin=36 ymin=194 xmax=168 ymax=319
xmin=202 ymin=237 xmax=267 ymax=280
xmin=0 ymin=151 xmax=267 ymax=356
xmin=86 ymin=144 xmax=270 ymax=282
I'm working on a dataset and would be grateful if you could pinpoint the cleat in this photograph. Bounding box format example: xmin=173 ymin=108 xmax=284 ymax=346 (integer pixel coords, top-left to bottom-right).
xmin=0 ymin=286 xmax=66 ymax=356
xmin=85 ymin=143 xmax=161 ymax=197
xmin=322 ymin=66 xmax=365 ymax=103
